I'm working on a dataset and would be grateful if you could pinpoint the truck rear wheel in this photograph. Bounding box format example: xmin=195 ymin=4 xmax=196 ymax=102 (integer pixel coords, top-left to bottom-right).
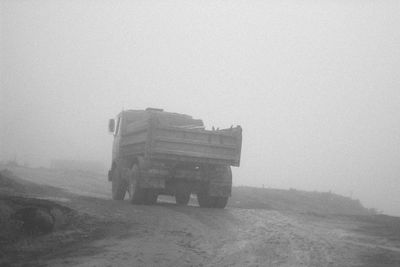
xmin=175 ymin=183 xmax=191 ymax=205
xmin=128 ymin=164 xmax=145 ymax=204
xmin=175 ymin=191 xmax=190 ymax=205
xmin=197 ymin=181 xmax=229 ymax=209
xmin=197 ymin=191 xmax=212 ymax=208
xmin=213 ymin=196 xmax=228 ymax=209
xmin=197 ymin=186 xmax=219 ymax=208
xmin=197 ymin=194 xmax=228 ymax=209
xmin=111 ymin=167 xmax=127 ymax=200
xmin=143 ymin=189 xmax=158 ymax=205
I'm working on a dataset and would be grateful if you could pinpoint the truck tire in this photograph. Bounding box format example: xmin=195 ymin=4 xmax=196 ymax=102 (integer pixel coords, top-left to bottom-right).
xmin=143 ymin=189 xmax=158 ymax=205
xmin=213 ymin=196 xmax=228 ymax=209
xmin=197 ymin=194 xmax=228 ymax=209
xmin=175 ymin=183 xmax=191 ymax=205
xmin=197 ymin=189 xmax=214 ymax=208
xmin=128 ymin=164 xmax=145 ymax=204
xmin=112 ymin=167 xmax=127 ymax=200
xmin=176 ymin=191 xmax=190 ymax=205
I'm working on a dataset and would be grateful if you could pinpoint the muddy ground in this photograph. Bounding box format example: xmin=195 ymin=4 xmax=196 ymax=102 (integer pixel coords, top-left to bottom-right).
xmin=1 ymin=166 xmax=400 ymax=267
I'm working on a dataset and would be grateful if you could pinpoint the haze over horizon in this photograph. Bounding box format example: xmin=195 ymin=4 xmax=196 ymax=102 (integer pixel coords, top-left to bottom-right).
xmin=1 ymin=1 xmax=400 ymax=216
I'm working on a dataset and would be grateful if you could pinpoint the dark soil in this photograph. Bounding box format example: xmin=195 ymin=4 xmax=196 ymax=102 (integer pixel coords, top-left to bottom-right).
xmin=0 ymin=169 xmax=131 ymax=267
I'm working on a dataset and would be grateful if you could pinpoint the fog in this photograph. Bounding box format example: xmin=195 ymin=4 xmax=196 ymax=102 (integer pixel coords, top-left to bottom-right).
xmin=1 ymin=1 xmax=400 ymax=216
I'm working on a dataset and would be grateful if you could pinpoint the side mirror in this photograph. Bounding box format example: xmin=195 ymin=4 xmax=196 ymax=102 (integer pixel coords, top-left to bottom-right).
xmin=108 ymin=119 xmax=115 ymax=133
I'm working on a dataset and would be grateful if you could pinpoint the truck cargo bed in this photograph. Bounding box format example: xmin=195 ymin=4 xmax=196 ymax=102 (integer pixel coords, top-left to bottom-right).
xmin=120 ymin=119 xmax=242 ymax=166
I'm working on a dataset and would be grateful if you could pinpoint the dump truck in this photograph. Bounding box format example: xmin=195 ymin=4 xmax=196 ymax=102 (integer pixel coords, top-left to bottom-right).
xmin=107 ymin=108 xmax=242 ymax=208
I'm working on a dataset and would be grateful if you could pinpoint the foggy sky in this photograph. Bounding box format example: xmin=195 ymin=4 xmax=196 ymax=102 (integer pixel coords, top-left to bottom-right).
xmin=1 ymin=1 xmax=400 ymax=215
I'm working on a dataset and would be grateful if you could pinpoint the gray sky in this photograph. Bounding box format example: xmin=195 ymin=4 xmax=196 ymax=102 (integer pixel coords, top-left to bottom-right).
xmin=1 ymin=0 xmax=400 ymax=216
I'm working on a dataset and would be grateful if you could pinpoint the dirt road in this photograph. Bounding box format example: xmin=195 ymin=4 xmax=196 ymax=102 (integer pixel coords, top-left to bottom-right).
xmin=4 ymin=166 xmax=400 ymax=266
xmin=43 ymin=196 xmax=399 ymax=267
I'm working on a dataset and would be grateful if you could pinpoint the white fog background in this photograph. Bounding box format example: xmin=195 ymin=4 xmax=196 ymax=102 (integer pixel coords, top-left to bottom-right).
xmin=1 ymin=1 xmax=399 ymax=216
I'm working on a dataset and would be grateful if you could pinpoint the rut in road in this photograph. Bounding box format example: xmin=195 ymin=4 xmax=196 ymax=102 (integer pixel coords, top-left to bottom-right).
xmin=55 ymin=195 xmax=359 ymax=267
xmin=168 ymin=207 xmax=352 ymax=267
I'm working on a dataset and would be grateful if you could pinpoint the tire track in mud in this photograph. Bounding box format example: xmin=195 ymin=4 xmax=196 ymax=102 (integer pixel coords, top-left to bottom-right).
xmin=164 ymin=207 xmax=353 ymax=267
xmin=34 ymin=195 xmax=390 ymax=267
xmin=16 ymin=195 xmax=396 ymax=267
xmin=5 ymin=167 xmax=400 ymax=266
xmin=171 ymin=209 xmax=366 ymax=266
